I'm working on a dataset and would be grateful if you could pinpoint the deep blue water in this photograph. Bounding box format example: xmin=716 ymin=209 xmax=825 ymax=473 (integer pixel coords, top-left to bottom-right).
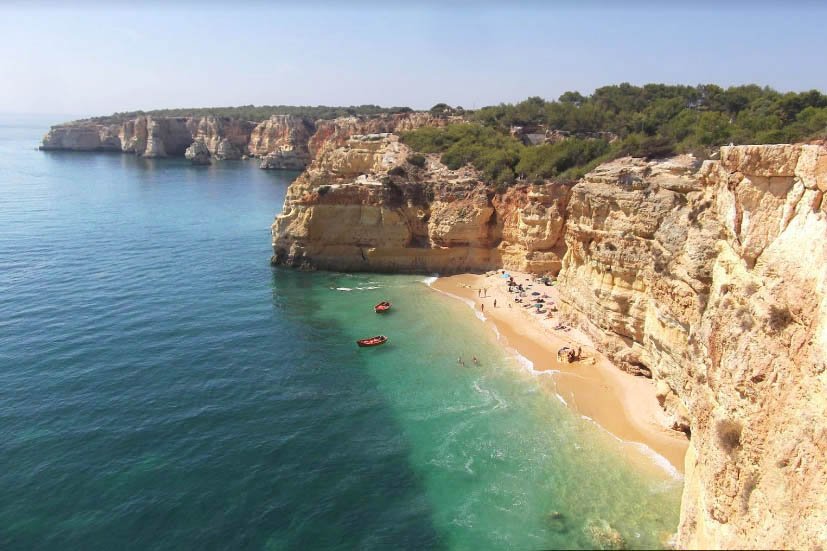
xmin=0 ymin=122 xmax=681 ymax=550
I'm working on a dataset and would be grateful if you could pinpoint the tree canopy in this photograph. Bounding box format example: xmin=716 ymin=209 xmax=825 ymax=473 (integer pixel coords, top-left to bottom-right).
xmin=81 ymin=104 xmax=414 ymax=124
xmin=403 ymin=83 xmax=827 ymax=187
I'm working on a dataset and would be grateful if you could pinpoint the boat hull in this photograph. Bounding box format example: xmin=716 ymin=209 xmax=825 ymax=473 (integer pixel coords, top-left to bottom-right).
xmin=356 ymin=335 xmax=388 ymax=347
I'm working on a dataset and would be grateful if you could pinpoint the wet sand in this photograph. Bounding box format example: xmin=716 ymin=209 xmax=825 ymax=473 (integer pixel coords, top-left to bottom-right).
xmin=431 ymin=271 xmax=688 ymax=475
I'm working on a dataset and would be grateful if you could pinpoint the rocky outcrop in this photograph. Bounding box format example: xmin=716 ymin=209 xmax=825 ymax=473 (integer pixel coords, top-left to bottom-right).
xmin=193 ymin=117 xmax=255 ymax=160
xmin=143 ymin=117 xmax=193 ymax=158
xmin=272 ymin=140 xmax=827 ymax=549
xmin=306 ymin=112 xmax=447 ymax=157
xmin=249 ymin=115 xmax=316 ymax=169
xmin=184 ymin=140 xmax=211 ymax=165
xmin=271 ymin=133 xmax=570 ymax=273
xmin=40 ymin=123 xmax=122 ymax=151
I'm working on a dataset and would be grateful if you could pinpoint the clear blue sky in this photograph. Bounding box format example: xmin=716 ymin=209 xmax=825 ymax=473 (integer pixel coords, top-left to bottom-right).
xmin=2 ymin=2 xmax=826 ymax=118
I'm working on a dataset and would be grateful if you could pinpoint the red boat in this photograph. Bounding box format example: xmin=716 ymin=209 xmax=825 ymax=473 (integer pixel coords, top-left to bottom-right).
xmin=356 ymin=335 xmax=388 ymax=347
xmin=374 ymin=301 xmax=392 ymax=313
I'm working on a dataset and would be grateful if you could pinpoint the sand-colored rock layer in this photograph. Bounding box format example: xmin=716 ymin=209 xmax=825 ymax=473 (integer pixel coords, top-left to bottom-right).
xmin=40 ymin=112 xmax=446 ymax=168
xmin=272 ymin=138 xmax=827 ymax=549
xmin=272 ymin=133 xmax=570 ymax=274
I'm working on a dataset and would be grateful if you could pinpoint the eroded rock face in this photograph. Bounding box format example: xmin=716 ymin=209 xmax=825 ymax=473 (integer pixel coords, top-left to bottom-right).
xmin=249 ymin=115 xmax=316 ymax=169
xmin=306 ymin=112 xmax=445 ymax=157
xmin=193 ymin=117 xmax=255 ymax=159
xmin=143 ymin=117 xmax=193 ymax=158
xmin=272 ymin=133 xmax=570 ymax=274
xmin=40 ymin=123 xmax=123 ymax=151
xmin=184 ymin=140 xmax=211 ymax=165
xmin=39 ymin=112 xmax=447 ymax=167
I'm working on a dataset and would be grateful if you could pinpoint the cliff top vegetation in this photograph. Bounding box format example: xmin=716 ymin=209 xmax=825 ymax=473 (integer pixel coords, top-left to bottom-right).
xmin=402 ymin=83 xmax=827 ymax=186
xmin=81 ymin=104 xmax=414 ymax=124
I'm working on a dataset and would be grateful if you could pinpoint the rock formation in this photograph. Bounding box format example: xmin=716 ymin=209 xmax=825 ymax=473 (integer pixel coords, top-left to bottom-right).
xmin=184 ymin=140 xmax=211 ymax=165
xmin=41 ymin=112 xmax=446 ymax=171
xmin=272 ymin=133 xmax=569 ymax=273
xmin=248 ymin=115 xmax=316 ymax=169
xmin=272 ymin=137 xmax=827 ymax=549
xmin=192 ymin=116 xmax=254 ymax=160
xmin=40 ymin=122 xmax=122 ymax=151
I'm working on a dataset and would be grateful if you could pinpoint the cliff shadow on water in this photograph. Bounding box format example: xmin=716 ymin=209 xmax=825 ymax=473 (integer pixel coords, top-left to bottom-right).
xmin=267 ymin=268 xmax=445 ymax=549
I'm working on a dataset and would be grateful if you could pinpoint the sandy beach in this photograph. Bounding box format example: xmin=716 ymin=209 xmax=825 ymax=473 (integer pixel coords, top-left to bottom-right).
xmin=432 ymin=271 xmax=689 ymax=475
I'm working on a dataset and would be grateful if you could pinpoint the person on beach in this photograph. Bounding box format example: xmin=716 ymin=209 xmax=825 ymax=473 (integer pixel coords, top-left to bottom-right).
xmin=472 ymin=355 xmax=478 ymax=365
xmin=481 ymin=303 xmax=485 ymax=313
xmin=494 ymin=299 xmax=497 ymax=308
xmin=458 ymin=356 xmax=464 ymax=366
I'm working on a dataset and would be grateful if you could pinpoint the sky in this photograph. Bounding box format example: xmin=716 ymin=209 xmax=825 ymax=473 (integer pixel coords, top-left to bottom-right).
xmin=1 ymin=1 xmax=826 ymax=119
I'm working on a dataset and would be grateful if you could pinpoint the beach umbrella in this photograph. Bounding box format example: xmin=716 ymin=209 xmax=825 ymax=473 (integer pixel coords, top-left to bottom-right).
xmin=531 ymin=291 xmax=540 ymax=296
xmin=501 ymin=273 xmax=511 ymax=278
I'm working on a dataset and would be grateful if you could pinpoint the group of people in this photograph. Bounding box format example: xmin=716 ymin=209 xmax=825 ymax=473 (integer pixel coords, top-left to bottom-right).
xmin=457 ymin=355 xmax=479 ymax=367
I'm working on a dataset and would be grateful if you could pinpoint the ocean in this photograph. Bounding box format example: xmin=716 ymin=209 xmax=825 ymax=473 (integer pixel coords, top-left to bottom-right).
xmin=0 ymin=120 xmax=682 ymax=550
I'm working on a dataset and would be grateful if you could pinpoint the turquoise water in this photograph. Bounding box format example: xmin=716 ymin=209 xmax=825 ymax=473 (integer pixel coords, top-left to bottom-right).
xmin=0 ymin=121 xmax=682 ymax=550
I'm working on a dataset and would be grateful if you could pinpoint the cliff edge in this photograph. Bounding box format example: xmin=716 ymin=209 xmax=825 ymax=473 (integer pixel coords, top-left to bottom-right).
xmin=40 ymin=112 xmax=446 ymax=169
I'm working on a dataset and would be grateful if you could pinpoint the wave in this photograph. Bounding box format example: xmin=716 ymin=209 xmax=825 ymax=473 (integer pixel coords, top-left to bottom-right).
xmin=577 ymin=414 xmax=683 ymax=480
xmin=421 ymin=275 xmax=438 ymax=286
xmin=472 ymin=380 xmax=508 ymax=411
xmin=333 ymin=285 xmax=383 ymax=291
xmin=628 ymin=442 xmax=683 ymax=480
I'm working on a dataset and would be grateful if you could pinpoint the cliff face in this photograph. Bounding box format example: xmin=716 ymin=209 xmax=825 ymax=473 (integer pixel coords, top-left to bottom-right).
xmin=271 ymin=133 xmax=569 ymax=274
xmin=554 ymin=145 xmax=827 ymax=549
xmin=249 ymin=115 xmax=316 ymax=169
xmin=193 ymin=116 xmax=256 ymax=160
xmin=272 ymin=139 xmax=827 ymax=549
xmin=40 ymin=112 xmax=444 ymax=168
xmin=41 ymin=115 xmax=252 ymax=159
xmin=40 ymin=122 xmax=123 ymax=152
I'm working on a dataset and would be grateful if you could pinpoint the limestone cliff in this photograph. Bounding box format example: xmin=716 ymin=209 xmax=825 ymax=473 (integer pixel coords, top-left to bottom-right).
xmin=249 ymin=115 xmax=316 ymax=169
xmin=272 ymin=139 xmax=826 ymax=549
xmin=271 ymin=133 xmax=569 ymax=274
xmin=554 ymin=145 xmax=826 ymax=549
xmin=40 ymin=112 xmax=444 ymax=169
xmin=40 ymin=122 xmax=123 ymax=152
xmin=193 ymin=116 xmax=256 ymax=160
xmin=41 ymin=115 xmax=252 ymax=160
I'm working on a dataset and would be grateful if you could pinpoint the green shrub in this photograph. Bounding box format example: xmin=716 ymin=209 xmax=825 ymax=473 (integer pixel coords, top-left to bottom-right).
xmin=767 ymin=305 xmax=793 ymax=332
xmin=407 ymin=154 xmax=426 ymax=168
xmin=716 ymin=419 xmax=743 ymax=454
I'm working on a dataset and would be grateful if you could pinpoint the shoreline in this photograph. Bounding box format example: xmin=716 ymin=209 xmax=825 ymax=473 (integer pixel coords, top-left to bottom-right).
xmin=429 ymin=271 xmax=688 ymax=476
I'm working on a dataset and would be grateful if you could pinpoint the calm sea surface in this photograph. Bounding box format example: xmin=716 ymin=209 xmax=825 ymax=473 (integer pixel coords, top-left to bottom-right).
xmin=0 ymin=121 xmax=682 ymax=550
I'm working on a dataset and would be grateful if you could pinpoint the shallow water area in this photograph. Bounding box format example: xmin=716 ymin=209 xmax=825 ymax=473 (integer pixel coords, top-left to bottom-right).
xmin=0 ymin=120 xmax=682 ymax=550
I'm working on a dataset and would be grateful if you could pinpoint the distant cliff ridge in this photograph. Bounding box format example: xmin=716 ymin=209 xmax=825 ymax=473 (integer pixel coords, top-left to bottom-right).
xmin=40 ymin=112 xmax=446 ymax=170
xmin=272 ymin=132 xmax=827 ymax=549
